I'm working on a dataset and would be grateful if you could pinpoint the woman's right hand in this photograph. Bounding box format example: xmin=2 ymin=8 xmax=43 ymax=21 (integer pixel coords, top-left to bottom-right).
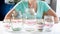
xmin=4 ymin=9 xmax=17 ymax=20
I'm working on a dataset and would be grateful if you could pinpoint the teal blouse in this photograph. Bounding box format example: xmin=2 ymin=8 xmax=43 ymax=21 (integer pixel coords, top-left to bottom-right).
xmin=14 ymin=1 xmax=51 ymax=19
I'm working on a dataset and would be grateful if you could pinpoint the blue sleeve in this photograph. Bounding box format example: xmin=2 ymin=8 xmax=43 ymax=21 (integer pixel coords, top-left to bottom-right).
xmin=14 ymin=1 xmax=24 ymax=13
xmin=43 ymin=2 xmax=51 ymax=13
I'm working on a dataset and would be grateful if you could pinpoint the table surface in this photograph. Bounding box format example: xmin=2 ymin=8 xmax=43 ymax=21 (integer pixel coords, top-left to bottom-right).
xmin=0 ymin=21 xmax=60 ymax=34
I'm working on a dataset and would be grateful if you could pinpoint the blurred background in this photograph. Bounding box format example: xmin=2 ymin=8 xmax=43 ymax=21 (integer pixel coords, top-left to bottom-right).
xmin=0 ymin=0 xmax=59 ymax=21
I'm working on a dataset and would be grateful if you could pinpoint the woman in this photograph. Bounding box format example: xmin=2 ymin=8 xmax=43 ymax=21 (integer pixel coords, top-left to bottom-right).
xmin=4 ymin=0 xmax=59 ymax=23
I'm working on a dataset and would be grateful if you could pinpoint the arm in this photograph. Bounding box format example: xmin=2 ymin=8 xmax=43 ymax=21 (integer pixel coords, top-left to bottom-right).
xmin=46 ymin=9 xmax=59 ymax=23
xmin=4 ymin=9 xmax=17 ymax=20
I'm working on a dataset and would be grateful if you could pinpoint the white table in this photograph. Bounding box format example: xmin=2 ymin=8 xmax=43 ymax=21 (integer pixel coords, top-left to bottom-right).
xmin=0 ymin=21 xmax=60 ymax=34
